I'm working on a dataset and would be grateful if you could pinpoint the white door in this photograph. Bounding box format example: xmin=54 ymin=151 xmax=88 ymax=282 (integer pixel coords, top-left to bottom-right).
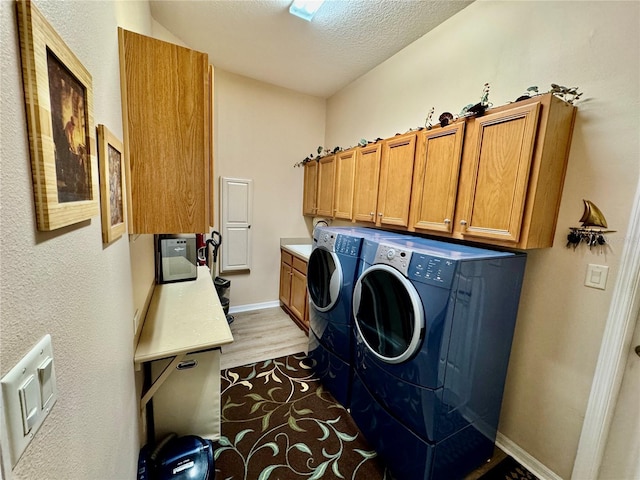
xmin=599 ymin=310 xmax=640 ymax=479
xmin=219 ymin=177 xmax=252 ymax=272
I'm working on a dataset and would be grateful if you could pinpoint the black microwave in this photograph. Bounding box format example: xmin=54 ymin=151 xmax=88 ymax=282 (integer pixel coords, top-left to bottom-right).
xmin=157 ymin=235 xmax=197 ymax=283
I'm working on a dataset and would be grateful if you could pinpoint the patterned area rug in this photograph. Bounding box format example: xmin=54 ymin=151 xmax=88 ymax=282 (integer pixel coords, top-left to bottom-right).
xmin=215 ymin=352 xmax=388 ymax=480
xmin=214 ymin=352 xmax=537 ymax=480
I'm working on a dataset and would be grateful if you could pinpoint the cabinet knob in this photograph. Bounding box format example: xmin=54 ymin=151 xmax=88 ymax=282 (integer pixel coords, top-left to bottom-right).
xmin=460 ymin=220 xmax=467 ymax=226
xmin=444 ymin=218 xmax=451 ymax=224
xmin=378 ymin=212 xmax=383 ymax=217
xmin=370 ymin=212 xmax=375 ymax=217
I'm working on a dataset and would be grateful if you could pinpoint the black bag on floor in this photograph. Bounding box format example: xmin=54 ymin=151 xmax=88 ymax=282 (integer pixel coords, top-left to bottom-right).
xmin=138 ymin=434 xmax=215 ymax=480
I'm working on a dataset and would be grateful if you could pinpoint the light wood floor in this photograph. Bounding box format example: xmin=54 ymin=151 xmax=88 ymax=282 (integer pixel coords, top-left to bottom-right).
xmin=219 ymin=307 xmax=309 ymax=370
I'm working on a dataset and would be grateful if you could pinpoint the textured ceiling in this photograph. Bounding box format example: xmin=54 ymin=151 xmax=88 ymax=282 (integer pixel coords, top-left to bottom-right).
xmin=149 ymin=0 xmax=473 ymax=98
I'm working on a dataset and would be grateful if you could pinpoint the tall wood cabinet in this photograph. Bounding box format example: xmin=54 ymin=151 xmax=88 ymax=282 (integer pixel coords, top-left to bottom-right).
xmin=119 ymin=28 xmax=213 ymax=234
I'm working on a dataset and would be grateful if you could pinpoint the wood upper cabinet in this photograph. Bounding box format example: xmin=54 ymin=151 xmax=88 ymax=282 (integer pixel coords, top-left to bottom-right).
xmin=456 ymin=93 xmax=576 ymax=248
xmin=352 ymin=143 xmax=382 ymax=223
xmin=302 ymin=161 xmax=318 ymax=216
xmin=302 ymin=94 xmax=575 ymax=249
xmin=409 ymin=122 xmax=465 ymax=233
xmin=376 ymin=132 xmax=417 ymax=227
xmin=316 ymin=155 xmax=336 ymax=217
xmin=333 ymin=149 xmax=357 ymax=220
xmin=118 ymin=28 xmax=212 ymax=234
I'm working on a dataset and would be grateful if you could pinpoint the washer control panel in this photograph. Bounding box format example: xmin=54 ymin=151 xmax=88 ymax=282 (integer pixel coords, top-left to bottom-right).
xmin=314 ymin=233 xmax=361 ymax=257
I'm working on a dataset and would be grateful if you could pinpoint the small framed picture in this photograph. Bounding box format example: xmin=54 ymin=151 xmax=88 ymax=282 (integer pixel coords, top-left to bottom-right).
xmin=97 ymin=125 xmax=126 ymax=244
xmin=16 ymin=0 xmax=99 ymax=231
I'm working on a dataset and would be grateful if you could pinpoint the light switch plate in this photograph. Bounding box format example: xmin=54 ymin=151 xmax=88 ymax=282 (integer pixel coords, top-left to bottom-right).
xmin=585 ymin=264 xmax=609 ymax=290
xmin=1 ymin=335 xmax=57 ymax=467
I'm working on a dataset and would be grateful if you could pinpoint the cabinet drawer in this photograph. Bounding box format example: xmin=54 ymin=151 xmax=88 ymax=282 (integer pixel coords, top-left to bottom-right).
xmin=292 ymin=256 xmax=307 ymax=275
xmin=281 ymin=250 xmax=293 ymax=266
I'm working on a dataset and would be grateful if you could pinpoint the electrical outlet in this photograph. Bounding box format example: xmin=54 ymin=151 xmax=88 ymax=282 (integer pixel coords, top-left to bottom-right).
xmin=1 ymin=335 xmax=57 ymax=467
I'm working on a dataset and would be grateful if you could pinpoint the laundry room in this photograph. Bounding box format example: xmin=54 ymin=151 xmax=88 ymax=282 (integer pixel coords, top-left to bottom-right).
xmin=1 ymin=1 xmax=638 ymax=480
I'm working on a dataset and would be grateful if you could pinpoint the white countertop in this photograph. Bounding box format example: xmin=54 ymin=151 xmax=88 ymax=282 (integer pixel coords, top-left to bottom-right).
xmin=134 ymin=266 xmax=234 ymax=365
xmin=282 ymin=244 xmax=312 ymax=260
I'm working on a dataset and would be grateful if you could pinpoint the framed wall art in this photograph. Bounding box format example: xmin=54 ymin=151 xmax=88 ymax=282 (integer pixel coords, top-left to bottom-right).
xmin=97 ymin=125 xmax=126 ymax=244
xmin=16 ymin=0 xmax=99 ymax=231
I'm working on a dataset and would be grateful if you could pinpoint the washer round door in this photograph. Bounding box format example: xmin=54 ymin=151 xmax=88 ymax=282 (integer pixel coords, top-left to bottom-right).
xmin=307 ymin=247 xmax=343 ymax=312
xmin=353 ymin=264 xmax=425 ymax=364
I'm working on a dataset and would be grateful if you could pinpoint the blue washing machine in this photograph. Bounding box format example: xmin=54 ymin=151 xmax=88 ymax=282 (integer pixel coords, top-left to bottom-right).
xmin=350 ymin=235 xmax=526 ymax=479
xmin=306 ymin=226 xmax=402 ymax=407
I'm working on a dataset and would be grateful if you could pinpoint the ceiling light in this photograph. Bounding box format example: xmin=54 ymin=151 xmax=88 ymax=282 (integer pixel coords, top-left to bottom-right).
xmin=289 ymin=0 xmax=325 ymax=21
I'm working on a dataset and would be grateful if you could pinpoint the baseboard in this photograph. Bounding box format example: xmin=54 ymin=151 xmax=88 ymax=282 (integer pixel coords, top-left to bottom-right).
xmin=496 ymin=432 xmax=562 ymax=480
xmin=229 ymin=301 xmax=281 ymax=314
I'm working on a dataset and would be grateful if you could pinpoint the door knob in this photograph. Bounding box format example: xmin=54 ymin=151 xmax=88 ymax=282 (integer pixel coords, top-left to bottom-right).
xmin=635 ymin=345 xmax=640 ymax=357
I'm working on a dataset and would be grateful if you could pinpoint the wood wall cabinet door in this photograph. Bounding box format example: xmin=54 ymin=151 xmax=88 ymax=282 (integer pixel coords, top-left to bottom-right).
xmin=352 ymin=143 xmax=382 ymax=223
xmin=316 ymin=155 xmax=336 ymax=217
xmin=333 ymin=149 xmax=357 ymax=220
xmin=456 ymin=94 xmax=576 ymax=248
xmin=302 ymin=161 xmax=318 ymax=216
xmin=459 ymin=102 xmax=540 ymax=243
xmin=119 ymin=29 xmax=212 ymax=234
xmin=376 ymin=132 xmax=417 ymax=227
xmin=409 ymin=122 xmax=465 ymax=233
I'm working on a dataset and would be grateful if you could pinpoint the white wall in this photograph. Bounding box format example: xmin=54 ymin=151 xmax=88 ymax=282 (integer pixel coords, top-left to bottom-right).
xmin=0 ymin=0 xmax=154 ymax=478
xmin=325 ymin=1 xmax=639 ymax=478
xmin=213 ymin=70 xmax=325 ymax=306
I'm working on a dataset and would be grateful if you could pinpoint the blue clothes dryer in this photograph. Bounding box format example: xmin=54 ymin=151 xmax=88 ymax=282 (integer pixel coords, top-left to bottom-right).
xmin=350 ymin=235 xmax=526 ymax=479
xmin=306 ymin=226 xmax=402 ymax=407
